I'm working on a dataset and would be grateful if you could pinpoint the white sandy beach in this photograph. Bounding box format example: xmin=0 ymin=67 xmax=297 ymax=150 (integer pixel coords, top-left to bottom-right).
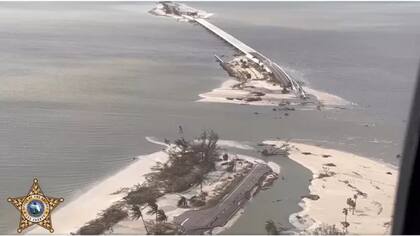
xmin=198 ymin=79 xmax=295 ymax=106
xmin=303 ymin=86 xmax=352 ymax=107
xmin=27 ymin=151 xmax=169 ymax=235
xmin=264 ymin=140 xmax=398 ymax=234
xmin=112 ymin=154 xmax=264 ymax=234
xmin=26 ymin=138 xmax=278 ymax=235
xmin=25 ymin=133 xmax=395 ymax=235
xmin=112 ymin=152 xmax=280 ymax=234
xmin=198 ymin=79 xmax=351 ymax=108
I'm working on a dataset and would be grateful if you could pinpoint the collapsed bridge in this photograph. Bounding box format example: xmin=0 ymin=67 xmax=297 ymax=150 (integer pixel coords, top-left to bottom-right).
xmin=186 ymin=16 xmax=306 ymax=98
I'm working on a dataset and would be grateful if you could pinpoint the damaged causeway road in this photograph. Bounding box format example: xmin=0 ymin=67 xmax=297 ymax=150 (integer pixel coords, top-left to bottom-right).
xmin=173 ymin=163 xmax=272 ymax=234
xmin=189 ymin=17 xmax=306 ymax=98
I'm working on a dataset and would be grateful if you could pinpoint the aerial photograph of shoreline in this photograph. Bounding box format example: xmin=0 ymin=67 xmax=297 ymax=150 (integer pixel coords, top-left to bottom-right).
xmin=0 ymin=1 xmax=419 ymax=235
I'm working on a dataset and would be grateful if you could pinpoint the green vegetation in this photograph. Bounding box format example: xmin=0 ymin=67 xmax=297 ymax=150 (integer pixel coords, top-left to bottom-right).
xmin=147 ymin=201 xmax=159 ymax=221
xmin=177 ymin=195 xmax=188 ymax=208
xmin=346 ymin=194 xmax=358 ymax=214
xmin=77 ymin=130 xmax=222 ymax=235
xmin=77 ymin=203 xmax=128 ymax=235
xmin=131 ymin=205 xmax=149 ymax=234
xmin=338 ymin=193 xmax=360 ymax=234
xmin=145 ymin=130 xmax=220 ymax=194
xmin=264 ymin=220 xmax=289 ymax=235
xmin=310 ymin=224 xmax=345 ymax=235
xmin=342 ymin=208 xmax=350 ymax=233
xmin=265 ymin=220 xmax=279 ymax=235
xmin=125 ymin=185 xmax=164 ymax=206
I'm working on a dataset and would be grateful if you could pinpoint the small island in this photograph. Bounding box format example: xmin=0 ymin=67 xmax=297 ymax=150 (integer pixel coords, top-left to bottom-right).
xmin=24 ymin=3 xmax=397 ymax=235
xmin=150 ymin=1 xmax=351 ymax=110
xmin=64 ymin=131 xmax=279 ymax=235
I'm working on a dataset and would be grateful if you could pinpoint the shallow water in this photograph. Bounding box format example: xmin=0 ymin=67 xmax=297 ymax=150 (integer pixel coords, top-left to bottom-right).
xmin=0 ymin=2 xmax=419 ymax=234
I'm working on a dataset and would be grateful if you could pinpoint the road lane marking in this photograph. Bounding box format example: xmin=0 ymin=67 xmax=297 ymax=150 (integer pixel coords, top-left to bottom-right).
xmin=181 ymin=218 xmax=190 ymax=226
xmin=178 ymin=164 xmax=271 ymax=232
xmin=222 ymin=165 xmax=260 ymax=203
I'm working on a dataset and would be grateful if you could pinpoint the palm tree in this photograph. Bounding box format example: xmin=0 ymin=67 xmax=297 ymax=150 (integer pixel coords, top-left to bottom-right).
xmin=353 ymin=194 xmax=358 ymax=213
xmin=342 ymin=208 xmax=350 ymax=233
xmin=265 ymin=220 xmax=279 ymax=235
xmin=178 ymin=125 xmax=184 ymax=136
xmin=157 ymin=209 xmax=168 ymax=223
xmin=177 ymin=196 xmax=188 ymax=208
xmin=342 ymin=208 xmax=348 ymax=223
xmin=195 ymin=175 xmax=205 ymax=194
xmin=347 ymin=198 xmax=356 ymax=215
xmin=147 ymin=201 xmax=159 ymax=221
xmin=131 ymin=205 xmax=149 ymax=234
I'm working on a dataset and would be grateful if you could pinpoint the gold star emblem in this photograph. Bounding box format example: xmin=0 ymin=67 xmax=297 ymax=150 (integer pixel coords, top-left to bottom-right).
xmin=7 ymin=178 xmax=64 ymax=233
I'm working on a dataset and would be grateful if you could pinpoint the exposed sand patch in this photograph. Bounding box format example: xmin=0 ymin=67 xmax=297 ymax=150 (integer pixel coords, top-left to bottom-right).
xmin=27 ymin=151 xmax=169 ymax=235
xmin=303 ymin=86 xmax=352 ymax=107
xmin=264 ymin=140 xmax=398 ymax=234
xmin=27 ymin=136 xmax=277 ymax=235
xmin=198 ymin=79 xmax=296 ymax=106
xmin=111 ymin=153 xmax=279 ymax=234
xmin=198 ymin=79 xmax=351 ymax=108
xmin=112 ymin=193 xmax=190 ymax=235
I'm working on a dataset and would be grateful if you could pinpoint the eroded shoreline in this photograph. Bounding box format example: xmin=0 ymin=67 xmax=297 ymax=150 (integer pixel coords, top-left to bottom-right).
xmin=27 ymin=137 xmax=397 ymax=235
xmin=264 ymin=140 xmax=398 ymax=234
xmin=27 ymin=136 xmax=279 ymax=235
xmin=26 ymin=2 xmax=398 ymax=235
xmin=198 ymin=79 xmax=352 ymax=109
xmin=150 ymin=2 xmax=353 ymax=111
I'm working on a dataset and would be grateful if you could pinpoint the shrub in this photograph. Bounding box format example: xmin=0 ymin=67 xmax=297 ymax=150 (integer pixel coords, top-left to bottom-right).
xmin=78 ymin=205 xmax=128 ymax=235
xmin=124 ymin=186 xmax=164 ymax=206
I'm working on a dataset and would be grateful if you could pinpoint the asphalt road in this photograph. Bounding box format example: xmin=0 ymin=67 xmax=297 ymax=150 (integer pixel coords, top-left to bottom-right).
xmin=192 ymin=17 xmax=306 ymax=99
xmin=173 ymin=163 xmax=272 ymax=234
xmin=249 ymin=52 xmax=307 ymax=98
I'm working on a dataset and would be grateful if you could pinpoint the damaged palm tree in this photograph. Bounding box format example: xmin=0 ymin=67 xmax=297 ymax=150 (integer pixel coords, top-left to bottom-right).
xmin=342 ymin=208 xmax=350 ymax=233
xmin=131 ymin=205 xmax=149 ymax=234
xmin=157 ymin=209 xmax=168 ymax=223
xmin=347 ymin=197 xmax=356 ymax=215
xmin=177 ymin=195 xmax=188 ymax=208
xmin=147 ymin=201 xmax=159 ymax=222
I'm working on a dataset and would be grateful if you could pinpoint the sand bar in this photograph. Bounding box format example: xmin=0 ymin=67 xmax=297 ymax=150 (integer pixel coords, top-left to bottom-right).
xmin=198 ymin=79 xmax=351 ymax=108
xmin=264 ymin=140 xmax=398 ymax=234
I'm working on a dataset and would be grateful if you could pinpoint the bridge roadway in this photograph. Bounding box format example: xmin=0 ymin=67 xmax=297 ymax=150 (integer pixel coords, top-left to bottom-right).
xmin=194 ymin=18 xmax=257 ymax=55
xmin=187 ymin=17 xmax=306 ymax=98
xmin=173 ymin=163 xmax=272 ymax=234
